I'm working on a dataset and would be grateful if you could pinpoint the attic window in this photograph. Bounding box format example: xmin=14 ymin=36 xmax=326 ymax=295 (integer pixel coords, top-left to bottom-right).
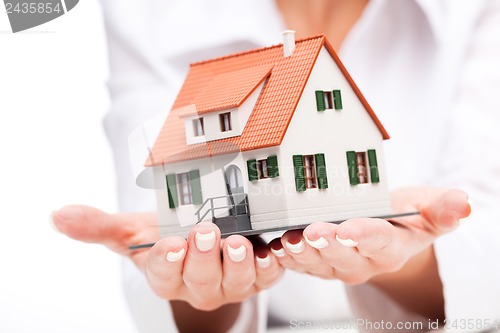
xmin=324 ymin=91 xmax=333 ymax=109
xmin=315 ymin=90 xmax=343 ymax=111
xmin=192 ymin=118 xmax=205 ymax=137
xmin=219 ymin=112 xmax=232 ymax=132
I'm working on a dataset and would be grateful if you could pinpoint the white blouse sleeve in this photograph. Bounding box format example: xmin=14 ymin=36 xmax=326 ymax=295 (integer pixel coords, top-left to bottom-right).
xmin=433 ymin=0 xmax=500 ymax=330
xmin=347 ymin=1 xmax=500 ymax=332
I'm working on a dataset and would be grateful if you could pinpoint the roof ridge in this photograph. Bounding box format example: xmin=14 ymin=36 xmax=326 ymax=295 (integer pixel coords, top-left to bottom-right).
xmin=190 ymin=34 xmax=326 ymax=67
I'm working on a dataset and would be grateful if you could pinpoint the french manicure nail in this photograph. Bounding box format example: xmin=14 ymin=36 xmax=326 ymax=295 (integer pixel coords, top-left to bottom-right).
xmin=166 ymin=248 xmax=185 ymax=262
xmin=227 ymin=244 xmax=246 ymax=262
xmin=256 ymin=255 xmax=271 ymax=269
xmin=335 ymin=235 xmax=358 ymax=247
xmin=195 ymin=231 xmax=216 ymax=252
xmin=305 ymin=236 xmax=328 ymax=249
xmin=49 ymin=212 xmax=61 ymax=234
xmin=285 ymin=240 xmax=305 ymax=254
xmin=271 ymin=247 xmax=286 ymax=257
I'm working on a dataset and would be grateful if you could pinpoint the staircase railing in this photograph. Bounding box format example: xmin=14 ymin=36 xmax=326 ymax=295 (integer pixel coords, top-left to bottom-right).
xmin=194 ymin=193 xmax=249 ymax=223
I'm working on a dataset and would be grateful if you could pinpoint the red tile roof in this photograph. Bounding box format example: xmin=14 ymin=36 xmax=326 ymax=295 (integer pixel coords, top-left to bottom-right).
xmin=180 ymin=64 xmax=273 ymax=116
xmin=146 ymin=35 xmax=389 ymax=166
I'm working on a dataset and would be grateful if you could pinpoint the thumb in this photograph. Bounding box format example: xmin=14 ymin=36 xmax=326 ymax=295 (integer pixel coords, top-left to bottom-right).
xmin=423 ymin=189 xmax=472 ymax=232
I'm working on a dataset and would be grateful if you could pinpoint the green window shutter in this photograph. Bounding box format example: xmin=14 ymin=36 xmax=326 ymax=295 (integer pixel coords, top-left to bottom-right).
xmin=267 ymin=155 xmax=279 ymax=178
xmin=367 ymin=149 xmax=380 ymax=183
xmin=315 ymin=90 xmax=325 ymax=111
xmin=247 ymin=159 xmax=258 ymax=181
xmin=333 ymin=90 xmax=343 ymax=110
xmin=346 ymin=151 xmax=359 ymax=185
xmin=166 ymin=174 xmax=178 ymax=208
xmin=293 ymin=155 xmax=306 ymax=192
xmin=315 ymin=153 xmax=328 ymax=189
xmin=189 ymin=170 xmax=203 ymax=204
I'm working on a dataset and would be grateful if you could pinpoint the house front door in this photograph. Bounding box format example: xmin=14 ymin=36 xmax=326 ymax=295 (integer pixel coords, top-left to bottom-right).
xmin=225 ymin=165 xmax=247 ymax=215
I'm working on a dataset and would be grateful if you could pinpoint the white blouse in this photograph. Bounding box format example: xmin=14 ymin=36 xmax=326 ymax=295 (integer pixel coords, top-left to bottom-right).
xmin=100 ymin=0 xmax=500 ymax=332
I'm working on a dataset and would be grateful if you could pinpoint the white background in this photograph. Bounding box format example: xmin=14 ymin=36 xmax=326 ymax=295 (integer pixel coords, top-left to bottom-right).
xmin=0 ymin=1 xmax=137 ymax=332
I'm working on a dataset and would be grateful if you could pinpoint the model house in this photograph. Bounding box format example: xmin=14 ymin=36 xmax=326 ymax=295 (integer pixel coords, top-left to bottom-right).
xmin=144 ymin=31 xmax=392 ymax=237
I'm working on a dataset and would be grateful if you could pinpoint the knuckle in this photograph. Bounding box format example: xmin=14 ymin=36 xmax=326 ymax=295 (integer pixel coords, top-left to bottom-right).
xmin=184 ymin=275 xmax=220 ymax=290
xmin=222 ymin=276 xmax=255 ymax=292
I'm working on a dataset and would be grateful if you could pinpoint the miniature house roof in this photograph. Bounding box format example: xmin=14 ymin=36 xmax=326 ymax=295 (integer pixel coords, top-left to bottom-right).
xmin=146 ymin=34 xmax=389 ymax=166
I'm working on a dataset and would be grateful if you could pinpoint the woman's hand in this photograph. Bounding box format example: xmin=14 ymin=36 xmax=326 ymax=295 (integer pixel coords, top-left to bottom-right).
xmin=268 ymin=187 xmax=471 ymax=284
xmin=51 ymin=206 xmax=283 ymax=311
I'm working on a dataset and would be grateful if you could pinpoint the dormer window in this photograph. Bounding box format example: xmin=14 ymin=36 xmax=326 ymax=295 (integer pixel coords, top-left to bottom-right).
xmin=192 ymin=118 xmax=205 ymax=137
xmin=219 ymin=112 xmax=232 ymax=132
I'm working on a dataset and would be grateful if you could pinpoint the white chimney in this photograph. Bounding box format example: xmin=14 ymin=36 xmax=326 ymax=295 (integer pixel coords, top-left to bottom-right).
xmin=283 ymin=30 xmax=296 ymax=57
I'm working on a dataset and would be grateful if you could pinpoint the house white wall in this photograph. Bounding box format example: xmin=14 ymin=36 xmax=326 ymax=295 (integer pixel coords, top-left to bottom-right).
xmin=154 ymin=152 xmax=248 ymax=237
xmin=251 ymin=47 xmax=391 ymax=229
xmin=242 ymin=146 xmax=290 ymax=227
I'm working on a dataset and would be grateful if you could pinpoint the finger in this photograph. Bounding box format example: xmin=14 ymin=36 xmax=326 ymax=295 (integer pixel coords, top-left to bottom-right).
xmin=183 ymin=222 xmax=223 ymax=301
xmin=335 ymin=218 xmax=396 ymax=258
xmin=51 ymin=205 xmax=157 ymax=253
xmin=268 ymin=238 xmax=310 ymax=274
xmin=337 ymin=218 xmax=409 ymax=275
xmin=221 ymin=236 xmax=256 ymax=299
xmin=303 ymin=222 xmax=366 ymax=276
xmin=145 ymin=236 xmax=187 ymax=298
xmin=281 ymin=230 xmax=335 ymax=278
xmin=423 ymin=189 xmax=471 ymax=231
xmin=253 ymin=243 xmax=283 ymax=291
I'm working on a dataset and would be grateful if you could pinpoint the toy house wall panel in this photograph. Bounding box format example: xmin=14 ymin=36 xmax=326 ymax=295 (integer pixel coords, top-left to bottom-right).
xmin=155 ymin=152 xmax=248 ymax=236
xmin=273 ymin=46 xmax=390 ymax=227
xmin=242 ymin=146 xmax=290 ymax=227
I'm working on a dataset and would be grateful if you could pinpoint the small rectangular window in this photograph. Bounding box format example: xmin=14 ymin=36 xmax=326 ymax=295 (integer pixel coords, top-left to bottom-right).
xmin=219 ymin=112 xmax=232 ymax=132
xmin=192 ymin=118 xmax=204 ymax=137
xmin=356 ymin=152 xmax=368 ymax=184
xmin=177 ymin=172 xmax=193 ymax=205
xmin=303 ymin=155 xmax=317 ymax=189
xmin=257 ymin=159 xmax=268 ymax=179
xmin=323 ymin=91 xmax=333 ymax=109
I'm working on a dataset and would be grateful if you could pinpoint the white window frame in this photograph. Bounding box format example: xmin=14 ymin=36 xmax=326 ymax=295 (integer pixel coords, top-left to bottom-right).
xmin=177 ymin=172 xmax=193 ymax=205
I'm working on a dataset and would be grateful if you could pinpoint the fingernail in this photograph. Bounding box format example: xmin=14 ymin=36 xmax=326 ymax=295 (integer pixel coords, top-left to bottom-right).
xmin=49 ymin=211 xmax=61 ymax=234
xmin=335 ymin=235 xmax=358 ymax=247
xmin=195 ymin=231 xmax=216 ymax=252
xmin=305 ymin=236 xmax=328 ymax=249
xmin=285 ymin=240 xmax=305 ymax=254
xmin=460 ymin=197 xmax=474 ymax=223
xmin=256 ymin=255 xmax=271 ymax=269
xmin=271 ymin=247 xmax=286 ymax=257
xmin=166 ymin=248 xmax=185 ymax=262
xmin=227 ymin=244 xmax=246 ymax=263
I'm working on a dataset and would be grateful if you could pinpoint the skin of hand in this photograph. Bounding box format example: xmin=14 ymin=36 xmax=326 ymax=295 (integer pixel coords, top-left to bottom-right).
xmin=51 ymin=206 xmax=283 ymax=313
xmin=268 ymin=187 xmax=471 ymax=319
